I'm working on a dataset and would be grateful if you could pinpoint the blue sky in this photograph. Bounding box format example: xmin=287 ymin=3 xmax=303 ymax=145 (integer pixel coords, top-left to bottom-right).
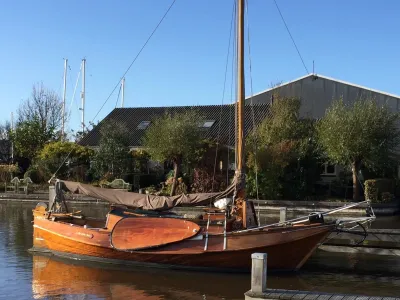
xmin=1 ymin=0 xmax=399 ymax=133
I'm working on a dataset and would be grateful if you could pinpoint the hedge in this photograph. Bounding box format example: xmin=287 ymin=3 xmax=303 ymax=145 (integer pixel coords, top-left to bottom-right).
xmin=364 ymin=178 xmax=395 ymax=203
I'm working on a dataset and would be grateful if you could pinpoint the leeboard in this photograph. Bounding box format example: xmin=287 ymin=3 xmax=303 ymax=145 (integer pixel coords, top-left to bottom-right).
xmin=111 ymin=217 xmax=201 ymax=251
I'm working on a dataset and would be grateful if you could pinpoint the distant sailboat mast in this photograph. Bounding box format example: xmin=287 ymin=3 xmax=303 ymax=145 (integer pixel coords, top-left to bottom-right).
xmin=61 ymin=58 xmax=68 ymax=141
xmin=10 ymin=112 xmax=14 ymax=163
xmin=121 ymin=77 xmax=125 ymax=108
xmin=81 ymin=59 xmax=86 ymax=133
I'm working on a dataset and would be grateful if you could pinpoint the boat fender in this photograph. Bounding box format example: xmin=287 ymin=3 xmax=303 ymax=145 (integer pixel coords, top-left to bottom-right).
xmin=308 ymin=212 xmax=324 ymax=224
xmin=35 ymin=202 xmax=48 ymax=210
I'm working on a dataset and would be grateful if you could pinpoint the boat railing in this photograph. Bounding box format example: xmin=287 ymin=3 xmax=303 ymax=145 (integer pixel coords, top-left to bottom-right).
xmin=231 ymin=200 xmax=376 ymax=234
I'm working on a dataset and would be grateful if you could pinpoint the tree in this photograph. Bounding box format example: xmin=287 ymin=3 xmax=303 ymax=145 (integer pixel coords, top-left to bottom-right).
xmin=32 ymin=141 xmax=94 ymax=182
xmin=0 ymin=122 xmax=10 ymax=140
xmin=317 ymin=98 xmax=400 ymax=201
xmin=11 ymin=83 xmax=63 ymax=162
xmin=10 ymin=117 xmax=57 ymax=161
xmin=142 ymin=111 xmax=203 ymax=196
xmin=17 ymin=82 xmax=64 ymax=135
xmin=91 ymin=120 xmax=131 ymax=180
xmin=0 ymin=122 xmax=11 ymax=163
xmin=246 ymin=96 xmax=320 ymax=200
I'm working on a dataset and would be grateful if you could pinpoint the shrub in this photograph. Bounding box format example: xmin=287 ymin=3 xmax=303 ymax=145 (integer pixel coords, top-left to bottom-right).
xmin=246 ymin=96 xmax=320 ymax=200
xmin=190 ymin=168 xmax=227 ymax=194
xmin=381 ymin=192 xmax=394 ymax=203
xmin=24 ymin=164 xmax=49 ymax=183
xmin=144 ymin=185 xmax=158 ymax=194
xmin=36 ymin=141 xmax=94 ymax=182
xmin=0 ymin=164 xmax=19 ymax=182
xmin=364 ymin=178 xmax=395 ymax=203
xmin=246 ymin=168 xmax=282 ymax=200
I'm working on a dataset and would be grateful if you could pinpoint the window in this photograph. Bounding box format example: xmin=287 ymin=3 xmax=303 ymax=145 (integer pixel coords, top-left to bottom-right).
xmin=137 ymin=121 xmax=150 ymax=129
xmin=199 ymin=120 xmax=215 ymax=128
xmin=321 ymin=163 xmax=336 ymax=176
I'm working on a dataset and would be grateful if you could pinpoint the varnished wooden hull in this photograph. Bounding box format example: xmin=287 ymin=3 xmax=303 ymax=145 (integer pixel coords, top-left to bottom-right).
xmin=32 ymin=214 xmax=333 ymax=272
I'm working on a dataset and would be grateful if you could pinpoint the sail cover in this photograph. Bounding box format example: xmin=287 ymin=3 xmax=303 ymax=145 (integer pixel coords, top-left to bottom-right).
xmin=61 ymin=180 xmax=236 ymax=211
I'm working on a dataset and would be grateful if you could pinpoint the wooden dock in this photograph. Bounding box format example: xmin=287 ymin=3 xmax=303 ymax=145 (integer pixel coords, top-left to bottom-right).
xmin=245 ymin=289 xmax=400 ymax=300
xmin=245 ymin=253 xmax=399 ymax=300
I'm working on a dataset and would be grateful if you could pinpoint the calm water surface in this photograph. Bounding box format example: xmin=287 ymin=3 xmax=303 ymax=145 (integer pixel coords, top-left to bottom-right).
xmin=0 ymin=202 xmax=400 ymax=299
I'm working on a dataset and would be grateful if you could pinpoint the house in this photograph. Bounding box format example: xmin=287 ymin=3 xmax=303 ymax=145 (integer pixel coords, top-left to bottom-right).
xmin=79 ymin=104 xmax=270 ymax=187
xmin=79 ymin=104 xmax=270 ymax=150
xmin=80 ymin=73 xmax=400 ymax=184
xmin=247 ymin=73 xmax=400 ymax=180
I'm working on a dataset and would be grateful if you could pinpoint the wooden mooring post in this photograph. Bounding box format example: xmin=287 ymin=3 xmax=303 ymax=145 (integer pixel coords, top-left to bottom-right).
xmin=279 ymin=207 xmax=287 ymax=223
xmin=49 ymin=185 xmax=55 ymax=209
xmin=250 ymin=253 xmax=267 ymax=293
xmin=245 ymin=253 xmax=400 ymax=300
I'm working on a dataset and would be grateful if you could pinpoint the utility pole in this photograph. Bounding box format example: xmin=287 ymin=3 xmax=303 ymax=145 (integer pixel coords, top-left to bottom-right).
xmin=81 ymin=59 xmax=86 ymax=133
xmin=121 ymin=77 xmax=125 ymax=108
xmin=61 ymin=58 xmax=68 ymax=141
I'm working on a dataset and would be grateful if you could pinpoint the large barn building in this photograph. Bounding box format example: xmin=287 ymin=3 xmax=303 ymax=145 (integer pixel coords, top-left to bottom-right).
xmin=247 ymin=73 xmax=400 ymax=119
xmin=246 ymin=73 xmax=400 ymax=179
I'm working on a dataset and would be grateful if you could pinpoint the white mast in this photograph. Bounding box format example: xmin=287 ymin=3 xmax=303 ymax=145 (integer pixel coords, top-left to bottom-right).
xmin=81 ymin=59 xmax=86 ymax=133
xmin=10 ymin=112 xmax=14 ymax=162
xmin=61 ymin=58 xmax=67 ymax=141
xmin=121 ymin=77 xmax=125 ymax=108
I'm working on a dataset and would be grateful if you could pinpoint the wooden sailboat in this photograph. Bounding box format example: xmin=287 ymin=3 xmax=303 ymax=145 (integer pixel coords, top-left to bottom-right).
xmin=31 ymin=0 xmax=373 ymax=272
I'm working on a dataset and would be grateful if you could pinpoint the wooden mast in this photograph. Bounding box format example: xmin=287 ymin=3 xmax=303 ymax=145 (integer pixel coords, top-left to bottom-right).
xmin=234 ymin=0 xmax=249 ymax=228
xmin=236 ymin=0 xmax=245 ymax=176
xmin=234 ymin=0 xmax=257 ymax=228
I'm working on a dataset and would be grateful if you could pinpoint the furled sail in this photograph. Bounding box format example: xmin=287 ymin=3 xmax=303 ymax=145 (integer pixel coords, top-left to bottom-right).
xmin=61 ymin=179 xmax=236 ymax=211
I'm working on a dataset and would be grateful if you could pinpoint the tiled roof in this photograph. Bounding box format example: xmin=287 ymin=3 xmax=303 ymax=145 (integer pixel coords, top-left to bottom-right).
xmin=79 ymin=104 xmax=270 ymax=147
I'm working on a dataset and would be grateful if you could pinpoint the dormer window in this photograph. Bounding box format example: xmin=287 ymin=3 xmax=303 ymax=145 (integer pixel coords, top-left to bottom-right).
xmin=199 ymin=120 xmax=215 ymax=128
xmin=137 ymin=121 xmax=150 ymax=129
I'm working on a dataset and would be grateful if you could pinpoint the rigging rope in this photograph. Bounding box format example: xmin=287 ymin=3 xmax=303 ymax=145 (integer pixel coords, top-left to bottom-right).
xmin=67 ymin=62 xmax=82 ymax=125
xmin=227 ymin=7 xmax=237 ymax=186
xmin=114 ymin=84 xmax=122 ymax=109
xmin=48 ymin=0 xmax=177 ymax=181
xmin=273 ymin=0 xmax=309 ymax=74
xmin=245 ymin=0 xmax=261 ymax=224
xmin=91 ymin=0 xmax=177 ymax=123
xmin=212 ymin=0 xmax=236 ymax=192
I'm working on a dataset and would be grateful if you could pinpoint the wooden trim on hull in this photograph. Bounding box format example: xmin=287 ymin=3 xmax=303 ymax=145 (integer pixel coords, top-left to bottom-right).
xmin=33 ymin=217 xmax=333 ymax=271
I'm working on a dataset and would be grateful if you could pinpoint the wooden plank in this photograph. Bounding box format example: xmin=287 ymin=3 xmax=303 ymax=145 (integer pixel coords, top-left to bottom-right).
xmin=303 ymin=294 xmax=321 ymax=300
xmin=329 ymin=296 xmax=345 ymax=300
xmin=111 ymin=217 xmax=200 ymax=251
xmin=291 ymin=294 xmax=309 ymax=300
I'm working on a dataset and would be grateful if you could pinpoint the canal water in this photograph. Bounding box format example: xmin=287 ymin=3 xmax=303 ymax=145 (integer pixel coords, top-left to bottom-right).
xmin=0 ymin=202 xmax=400 ymax=299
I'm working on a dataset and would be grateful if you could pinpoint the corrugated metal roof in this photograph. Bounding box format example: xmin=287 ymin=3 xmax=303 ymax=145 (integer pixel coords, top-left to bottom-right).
xmin=79 ymin=104 xmax=270 ymax=147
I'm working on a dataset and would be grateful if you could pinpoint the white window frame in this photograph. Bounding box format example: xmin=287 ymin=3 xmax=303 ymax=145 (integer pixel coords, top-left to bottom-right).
xmin=137 ymin=121 xmax=151 ymax=129
xmin=321 ymin=163 xmax=337 ymax=176
xmin=199 ymin=120 xmax=215 ymax=128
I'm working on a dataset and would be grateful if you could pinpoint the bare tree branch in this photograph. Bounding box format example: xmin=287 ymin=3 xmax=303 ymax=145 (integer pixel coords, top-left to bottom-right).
xmin=17 ymin=82 xmax=64 ymax=134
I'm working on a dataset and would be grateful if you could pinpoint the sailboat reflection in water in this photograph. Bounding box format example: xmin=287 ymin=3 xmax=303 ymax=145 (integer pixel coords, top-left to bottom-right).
xmin=32 ymin=254 xmax=225 ymax=300
xmin=30 ymin=0 xmax=375 ymax=272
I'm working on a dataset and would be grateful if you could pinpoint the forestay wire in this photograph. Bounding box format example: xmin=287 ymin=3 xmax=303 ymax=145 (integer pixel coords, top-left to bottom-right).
xmin=227 ymin=1 xmax=237 ymax=187
xmin=67 ymin=62 xmax=82 ymax=122
xmin=212 ymin=0 xmax=236 ymax=192
xmin=48 ymin=0 xmax=177 ymax=182
xmin=91 ymin=0 xmax=177 ymax=123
